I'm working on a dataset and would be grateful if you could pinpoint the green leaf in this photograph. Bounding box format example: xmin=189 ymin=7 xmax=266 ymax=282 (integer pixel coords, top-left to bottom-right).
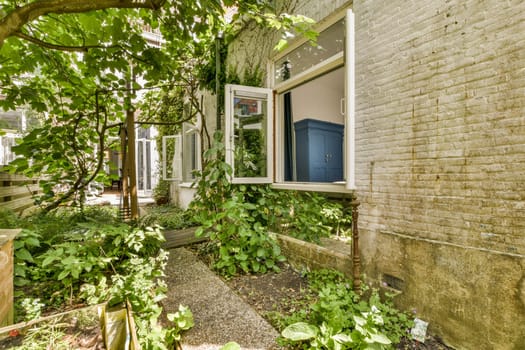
xmin=219 ymin=342 xmax=241 ymax=350
xmin=42 ymin=255 xmax=57 ymax=267
xmin=58 ymin=269 xmax=70 ymax=280
xmin=15 ymin=248 xmax=33 ymax=262
xmin=282 ymin=322 xmax=319 ymax=341
xmin=367 ymin=332 xmax=392 ymax=345
xmin=256 ymin=247 xmax=266 ymax=258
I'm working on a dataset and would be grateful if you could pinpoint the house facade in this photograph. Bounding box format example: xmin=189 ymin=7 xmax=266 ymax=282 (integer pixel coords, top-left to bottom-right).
xmin=174 ymin=1 xmax=525 ymax=348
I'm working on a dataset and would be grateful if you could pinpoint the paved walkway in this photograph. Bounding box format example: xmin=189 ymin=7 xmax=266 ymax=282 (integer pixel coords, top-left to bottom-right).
xmin=163 ymin=247 xmax=280 ymax=350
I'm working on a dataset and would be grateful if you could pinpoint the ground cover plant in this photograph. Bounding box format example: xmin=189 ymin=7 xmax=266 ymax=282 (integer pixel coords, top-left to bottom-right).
xmin=1 ymin=206 xmax=193 ymax=350
xmin=140 ymin=203 xmax=196 ymax=230
xmin=276 ymin=269 xmax=413 ymax=349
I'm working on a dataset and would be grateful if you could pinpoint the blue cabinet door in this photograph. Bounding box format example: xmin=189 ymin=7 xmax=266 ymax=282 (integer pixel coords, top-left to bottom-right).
xmin=295 ymin=119 xmax=343 ymax=182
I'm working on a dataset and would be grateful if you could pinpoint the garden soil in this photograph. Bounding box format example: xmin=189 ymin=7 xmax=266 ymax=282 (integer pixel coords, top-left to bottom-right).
xmin=177 ymin=243 xmax=454 ymax=350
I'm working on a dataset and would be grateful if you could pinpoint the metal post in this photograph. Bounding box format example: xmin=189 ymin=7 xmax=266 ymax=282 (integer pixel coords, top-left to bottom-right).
xmin=350 ymin=199 xmax=361 ymax=292
xmin=215 ymin=33 xmax=222 ymax=131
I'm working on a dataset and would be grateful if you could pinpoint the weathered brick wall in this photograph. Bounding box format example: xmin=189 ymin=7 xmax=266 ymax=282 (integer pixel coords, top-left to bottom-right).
xmin=222 ymin=0 xmax=525 ymax=348
xmin=355 ymin=0 xmax=525 ymax=348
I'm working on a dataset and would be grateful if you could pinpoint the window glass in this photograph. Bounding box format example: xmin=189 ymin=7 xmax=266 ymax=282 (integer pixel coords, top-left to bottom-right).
xmin=225 ymin=85 xmax=273 ymax=183
xmin=182 ymin=123 xmax=200 ymax=182
xmin=274 ymin=8 xmax=355 ymax=190
xmin=162 ymin=135 xmax=181 ymax=181
xmin=274 ymin=18 xmax=345 ymax=84
xmin=280 ymin=67 xmax=345 ymax=183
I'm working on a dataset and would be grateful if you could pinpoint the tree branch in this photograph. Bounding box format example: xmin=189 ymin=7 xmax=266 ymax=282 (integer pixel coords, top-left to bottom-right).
xmin=0 ymin=0 xmax=167 ymax=47
xmin=14 ymin=31 xmax=121 ymax=52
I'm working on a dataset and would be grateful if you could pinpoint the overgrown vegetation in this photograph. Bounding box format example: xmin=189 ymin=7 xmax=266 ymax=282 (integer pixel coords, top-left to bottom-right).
xmin=271 ymin=269 xmax=414 ymax=350
xmin=4 ymin=207 xmax=192 ymax=349
xmin=140 ymin=204 xmax=196 ymax=230
xmin=191 ymin=132 xmax=287 ymax=276
xmin=190 ymin=131 xmax=352 ymax=277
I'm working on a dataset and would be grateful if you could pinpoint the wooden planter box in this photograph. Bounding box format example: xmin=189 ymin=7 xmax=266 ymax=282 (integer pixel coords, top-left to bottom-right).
xmin=0 ymin=229 xmax=21 ymax=328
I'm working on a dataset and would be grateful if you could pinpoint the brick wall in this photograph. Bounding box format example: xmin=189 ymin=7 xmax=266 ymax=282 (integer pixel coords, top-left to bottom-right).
xmin=355 ymin=0 xmax=525 ymax=348
xmin=223 ymin=0 xmax=525 ymax=348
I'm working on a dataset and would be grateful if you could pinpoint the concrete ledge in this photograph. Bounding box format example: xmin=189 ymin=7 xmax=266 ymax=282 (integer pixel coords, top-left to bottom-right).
xmin=274 ymin=233 xmax=353 ymax=278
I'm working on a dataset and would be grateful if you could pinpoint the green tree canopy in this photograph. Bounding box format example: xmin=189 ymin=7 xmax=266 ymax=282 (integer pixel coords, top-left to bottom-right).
xmin=0 ymin=0 xmax=315 ymax=211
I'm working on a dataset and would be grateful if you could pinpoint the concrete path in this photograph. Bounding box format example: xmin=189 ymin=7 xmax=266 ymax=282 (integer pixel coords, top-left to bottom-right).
xmin=163 ymin=247 xmax=280 ymax=350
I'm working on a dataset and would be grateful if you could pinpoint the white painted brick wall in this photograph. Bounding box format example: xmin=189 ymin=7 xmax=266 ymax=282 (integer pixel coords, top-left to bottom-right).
xmin=355 ymin=0 xmax=525 ymax=256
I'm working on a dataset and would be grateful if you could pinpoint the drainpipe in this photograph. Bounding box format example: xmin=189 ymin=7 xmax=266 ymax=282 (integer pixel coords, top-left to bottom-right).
xmin=215 ymin=32 xmax=222 ymax=131
xmin=350 ymin=199 xmax=361 ymax=292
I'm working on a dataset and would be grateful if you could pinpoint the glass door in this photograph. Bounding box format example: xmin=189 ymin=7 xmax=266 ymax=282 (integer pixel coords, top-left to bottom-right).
xmin=137 ymin=139 xmax=153 ymax=196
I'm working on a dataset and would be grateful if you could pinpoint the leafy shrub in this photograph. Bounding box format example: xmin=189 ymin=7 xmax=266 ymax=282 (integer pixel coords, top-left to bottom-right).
xmin=140 ymin=204 xmax=195 ymax=230
xmin=0 ymin=208 xmax=22 ymax=228
xmin=277 ymin=269 xmax=414 ymax=349
xmin=190 ymin=132 xmax=286 ymax=276
xmin=13 ymin=208 xmax=192 ymax=349
xmin=152 ymin=179 xmax=171 ymax=205
xmin=242 ymin=185 xmax=352 ymax=243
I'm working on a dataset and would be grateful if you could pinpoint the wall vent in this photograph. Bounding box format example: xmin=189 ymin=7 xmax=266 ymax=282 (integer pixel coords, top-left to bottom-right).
xmin=382 ymin=274 xmax=405 ymax=292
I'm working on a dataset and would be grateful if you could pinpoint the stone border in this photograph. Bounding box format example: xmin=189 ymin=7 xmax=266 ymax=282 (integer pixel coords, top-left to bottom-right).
xmin=274 ymin=233 xmax=353 ymax=278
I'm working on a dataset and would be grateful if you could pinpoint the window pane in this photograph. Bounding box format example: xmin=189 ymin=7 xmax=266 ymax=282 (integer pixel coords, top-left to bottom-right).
xmin=281 ymin=67 xmax=345 ymax=183
xmin=275 ymin=18 xmax=345 ymax=84
xmin=233 ymin=94 xmax=268 ymax=178
xmin=182 ymin=124 xmax=200 ymax=182
xmin=162 ymin=135 xmax=181 ymax=181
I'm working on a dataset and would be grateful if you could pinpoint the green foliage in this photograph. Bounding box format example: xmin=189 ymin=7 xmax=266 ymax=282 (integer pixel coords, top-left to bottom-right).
xmin=18 ymin=298 xmax=45 ymax=321
xmin=246 ymin=186 xmax=351 ymax=243
xmin=152 ymin=179 xmax=171 ymax=205
xmin=12 ymin=208 xmax=191 ymax=349
xmin=140 ymin=204 xmax=196 ymax=230
xmin=190 ymin=132 xmax=286 ymax=276
xmin=0 ymin=208 xmax=22 ymax=228
xmin=276 ymin=269 xmax=414 ymax=350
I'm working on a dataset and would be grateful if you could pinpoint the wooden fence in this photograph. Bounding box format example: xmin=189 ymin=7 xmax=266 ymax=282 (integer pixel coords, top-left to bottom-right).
xmin=0 ymin=172 xmax=40 ymax=214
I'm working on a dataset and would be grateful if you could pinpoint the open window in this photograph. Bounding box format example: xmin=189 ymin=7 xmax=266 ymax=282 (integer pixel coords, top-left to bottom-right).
xmin=223 ymin=9 xmax=355 ymax=190
xmin=162 ymin=135 xmax=182 ymax=181
xmin=225 ymin=84 xmax=273 ymax=183
xmin=162 ymin=123 xmax=201 ymax=183
xmin=181 ymin=123 xmax=201 ymax=182
xmin=273 ymin=8 xmax=355 ymax=191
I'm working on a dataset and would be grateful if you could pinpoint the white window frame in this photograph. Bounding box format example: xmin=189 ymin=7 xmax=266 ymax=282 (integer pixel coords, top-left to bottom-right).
xmin=181 ymin=122 xmax=201 ymax=184
xmin=225 ymin=84 xmax=274 ymax=184
xmin=271 ymin=8 xmax=356 ymax=193
xmin=162 ymin=134 xmax=182 ymax=181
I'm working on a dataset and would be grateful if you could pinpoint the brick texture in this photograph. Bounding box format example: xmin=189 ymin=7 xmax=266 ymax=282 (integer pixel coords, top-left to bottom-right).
xmin=355 ymin=1 xmax=525 ymax=348
xmin=223 ymin=0 xmax=525 ymax=348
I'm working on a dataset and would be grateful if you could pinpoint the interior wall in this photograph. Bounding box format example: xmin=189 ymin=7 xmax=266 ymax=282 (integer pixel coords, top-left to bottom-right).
xmin=290 ymin=67 xmax=344 ymax=125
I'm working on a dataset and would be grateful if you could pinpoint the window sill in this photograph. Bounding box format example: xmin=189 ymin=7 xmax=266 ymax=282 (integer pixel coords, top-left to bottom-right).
xmin=271 ymin=181 xmax=355 ymax=194
xmin=179 ymin=182 xmax=196 ymax=189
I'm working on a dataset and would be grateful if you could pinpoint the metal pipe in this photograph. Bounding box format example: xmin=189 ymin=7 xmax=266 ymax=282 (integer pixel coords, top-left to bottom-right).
xmin=351 ymin=199 xmax=361 ymax=292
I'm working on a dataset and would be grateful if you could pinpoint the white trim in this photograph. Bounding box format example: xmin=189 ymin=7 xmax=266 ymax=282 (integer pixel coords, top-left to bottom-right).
xmin=272 ymin=182 xmax=352 ymax=194
xmin=225 ymin=84 xmax=273 ymax=184
xmin=345 ymin=9 xmax=356 ymax=190
xmin=274 ymin=52 xmax=344 ymax=94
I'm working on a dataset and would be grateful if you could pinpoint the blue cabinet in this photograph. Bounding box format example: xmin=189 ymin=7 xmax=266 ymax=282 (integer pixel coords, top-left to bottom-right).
xmin=294 ymin=118 xmax=344 ymax=182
